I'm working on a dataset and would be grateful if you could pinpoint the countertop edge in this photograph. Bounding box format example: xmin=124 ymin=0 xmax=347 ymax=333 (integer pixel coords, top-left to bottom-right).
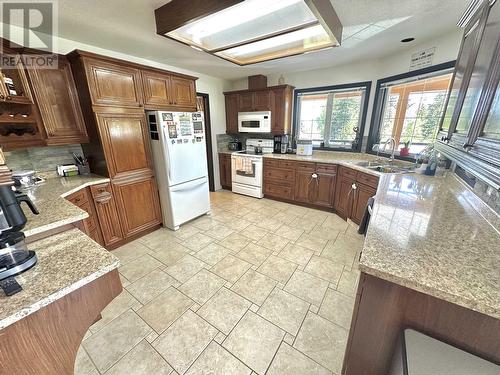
xmin=358 ymin=263 xmax=499 ymax=320
xmin=24 ymin=177 xmax=111 ymax=238
xmin=0 ymin=259 xmax=120 ymax=330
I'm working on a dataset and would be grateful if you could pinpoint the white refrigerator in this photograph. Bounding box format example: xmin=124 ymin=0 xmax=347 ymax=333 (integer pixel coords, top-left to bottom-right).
xmin=148 ymin=111 xmax=211 ymax=230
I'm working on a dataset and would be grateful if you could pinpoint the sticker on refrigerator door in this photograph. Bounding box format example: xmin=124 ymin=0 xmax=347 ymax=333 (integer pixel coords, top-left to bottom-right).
xmin=162 ymin=113 xmax=173 ymax=121
xmin=168 ymin=124 xmax=178 ymax=138
xmin=179 ymin=114 xmax=193 ymax=136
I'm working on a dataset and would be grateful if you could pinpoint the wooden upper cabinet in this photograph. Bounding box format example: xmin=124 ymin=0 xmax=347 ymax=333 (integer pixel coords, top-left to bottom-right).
xmin=28 ymin=57 xmax=88 ymax=145
xmin=142 ymin=70 xmax=171 ymax=108
xmin=238 ymin=92 xmax=254 ymax=111
xmin=0 ymin=54 xmax=33 ymax=105
xmin=225 ymin=94 xmax=238 ymax=134
xmin=142 ymin=70 xmax=196 ymax=110
xmin=271 ymin=86 xmax=293 ymax=134
xmin=85 ymin=58 xmax=143 ymax=108
xmin=254 ymin=90 xmax=272 ymax=111
xmin=225 ymin=85 xmax=294 ymax=134
xmin=170 ymin=76 xmax=196 ymax=109
xmin=112 ymin=175 xmax=162 ymax=238
xmin=95 ymin=111 xmax=152 ymax=179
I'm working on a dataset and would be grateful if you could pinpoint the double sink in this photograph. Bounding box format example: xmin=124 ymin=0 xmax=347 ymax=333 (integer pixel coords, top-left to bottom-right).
xmin=355 ymin=159 xmax=416 ymax=174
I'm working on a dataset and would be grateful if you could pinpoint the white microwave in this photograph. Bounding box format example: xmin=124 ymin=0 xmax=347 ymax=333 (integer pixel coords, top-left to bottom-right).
xmin=238 ymin=111 xmax=271 ymax=133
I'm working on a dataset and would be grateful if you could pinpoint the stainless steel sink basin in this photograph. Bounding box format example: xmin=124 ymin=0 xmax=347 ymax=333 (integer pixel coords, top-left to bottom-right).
xmin=355 ymin=159 xmax=415 ymax=173
xmin=366 ymin=165 xmax=415 ymax=174
xmin=355 ymin=160 xmax=383 ymax=168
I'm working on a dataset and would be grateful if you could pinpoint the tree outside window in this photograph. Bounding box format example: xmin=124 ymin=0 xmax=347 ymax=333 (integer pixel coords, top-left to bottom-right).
xmin=296 ymin=85 xmax=368 ymax=150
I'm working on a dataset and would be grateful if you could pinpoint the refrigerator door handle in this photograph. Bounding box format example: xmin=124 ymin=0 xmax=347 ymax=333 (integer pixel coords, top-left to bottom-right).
xmin=162 ymin=125 xmax=173 ymax=181
xmin=170 ymin=177 xmax=207 ymax=192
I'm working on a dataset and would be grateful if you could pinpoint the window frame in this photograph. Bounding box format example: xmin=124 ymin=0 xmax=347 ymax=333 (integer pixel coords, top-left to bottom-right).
xmin=292 ymin=81 xmax=372 ymax=153
xmin=367 ymin=61 xmax=456 ymax=161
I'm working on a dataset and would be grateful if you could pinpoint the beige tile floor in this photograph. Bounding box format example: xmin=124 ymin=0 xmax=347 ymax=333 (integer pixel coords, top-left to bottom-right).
xmin=76 ymin=190 xmax=362 ymax=375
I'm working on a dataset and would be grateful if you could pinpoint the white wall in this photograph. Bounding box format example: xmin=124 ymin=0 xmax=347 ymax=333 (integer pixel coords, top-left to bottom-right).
xmin=4 ymin=25 xmax=231 ymax=190
xmin=230 ymin=30 xmax=463 ymax=139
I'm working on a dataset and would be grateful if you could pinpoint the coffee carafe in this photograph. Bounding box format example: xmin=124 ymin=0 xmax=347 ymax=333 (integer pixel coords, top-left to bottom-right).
xmin=0 ymin=185 xmax=39 ymax=287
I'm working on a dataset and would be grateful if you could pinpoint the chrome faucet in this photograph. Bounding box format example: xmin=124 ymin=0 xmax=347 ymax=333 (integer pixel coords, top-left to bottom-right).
xmin=380 ymin=137 xmax=397 ymax=162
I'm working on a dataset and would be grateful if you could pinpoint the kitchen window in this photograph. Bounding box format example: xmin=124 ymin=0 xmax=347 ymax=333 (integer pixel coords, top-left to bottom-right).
xmin=368 ymin=62 xmax=455 ymax=157
xmin=293 ymin=82 xmax=371 ymax=152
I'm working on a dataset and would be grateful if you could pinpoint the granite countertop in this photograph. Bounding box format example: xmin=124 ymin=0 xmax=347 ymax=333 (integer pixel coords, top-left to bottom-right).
xmin=360 ymin=172 xmax=500 ymax=319
xmin=0 ymin=228 xmax=119 ymax=329
xmin=20 ymin=175 xmax=110 ymax=238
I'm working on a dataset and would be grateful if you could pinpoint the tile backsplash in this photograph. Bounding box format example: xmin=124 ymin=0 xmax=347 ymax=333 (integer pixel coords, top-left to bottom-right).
xmin=216 ymin=133 xmax=274 ymax=152
xmin=4 ymin=144 xmax=84 ymax=173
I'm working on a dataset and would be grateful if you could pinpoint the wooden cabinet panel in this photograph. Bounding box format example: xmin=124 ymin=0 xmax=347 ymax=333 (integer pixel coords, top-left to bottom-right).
xmin=271 ymin=86 xmax=293 ymax=134
xmin=352 ymin=182 xmax=376 ymax=225
xmin=225 ymin=94 xmax=238 ymax=134
xmin=314 ymin=172 xmax=336 ymax=208
xmin=264 ymin=167 xmax=295 ymax=183
xmin=219 ymin=153 xmax=232 ymax=189
xmin=112 ymin=176 xmax=162 ymax=238
xmin=95 ymin=112 xmax=152 ymax=179
xmin=170 ymin=76 xmax=196 ymax=109
xmin=254 ymin=90 xmax=271 ymax=111
xmin=335 ymin=173 xmax=356 ymax=219
xmin=294 ymin=170 xmax=314 ymax=203
xmin=142 ymin=70 xmax=171 ymax=108
xmin=90 ymin=183 xmax=123 ymax=247
xmin=264 ymin=182 xmax=294 ymax=200
xmin=356 ymin=171 xmax=379 ymax=189
xmin=28 ymin=57 xmax=88 ymax=145
xmin=85 ymin=58 xmax=143 ymax=107
xmin=238 ymin=92 xmax=254 ymax=111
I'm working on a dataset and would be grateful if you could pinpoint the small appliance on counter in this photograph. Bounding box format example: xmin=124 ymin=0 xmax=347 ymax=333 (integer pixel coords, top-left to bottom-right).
xmin=12 ymin=170 xmax=44 ymax=188
xmin=273 ymin=134 xmax=289 ymax=154
xmin=0 ymin=185 xmax=39 ymax=296
xmin=228 ymin=138 xmax=242 ymax=151
xmin=57 ymin=164 xmax=79 ymax=177
xmin=296 ymin=139 xmax=313 ymax=156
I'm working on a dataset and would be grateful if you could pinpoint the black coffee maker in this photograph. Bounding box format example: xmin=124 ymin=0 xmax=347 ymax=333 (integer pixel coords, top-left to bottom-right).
xmin=273 ymin=134 xmax=289 ymax=154
xmin=0 ymin=185 xmax=39 ymax=291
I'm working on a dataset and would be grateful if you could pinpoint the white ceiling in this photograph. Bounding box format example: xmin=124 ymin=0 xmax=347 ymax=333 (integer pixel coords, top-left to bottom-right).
xmin=50 ymin=0 xmax=469 ymax=80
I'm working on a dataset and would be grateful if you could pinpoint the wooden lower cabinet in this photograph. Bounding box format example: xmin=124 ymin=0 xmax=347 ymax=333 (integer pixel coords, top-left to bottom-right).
xmin=112 ymin=175 xmax=162 ymax=238
xmin=219 ymin=153 xmax=232 ymax=189
xmin=343 ymin=273 xmax=500 ymax=374
xmin=264 ymin=159 xmax=377 ymax=219
xmin=351 ymin=182 xmax=376 ymax=224
xmin=294 ymin=170 xmax=314 ymax=203
xmin=264 ymin=160 xmax=336 ymax=209
xmin=335 ymin=166 xmax=379 ymax=224
xmin=90 ymin=182 xmax=123 ymax=247
xmin=65 ymin=187 xmax=104 ymax=246
xmin=314 ymin=172 xmax=337 ymax=208
xmin=334 ymin=173 xmax=356 ymax=220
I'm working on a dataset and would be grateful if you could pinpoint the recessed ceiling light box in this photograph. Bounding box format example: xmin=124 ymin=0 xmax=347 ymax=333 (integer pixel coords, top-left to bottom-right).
xmin=155 ymin=0 xmax=343 ymax=65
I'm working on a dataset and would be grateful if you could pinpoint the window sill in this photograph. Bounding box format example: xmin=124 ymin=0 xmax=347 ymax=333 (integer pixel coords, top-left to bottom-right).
xmin=366 ymin=150 xmax=416 ymax=162
xmin=313 ymin=147 xmax=361 ymax=153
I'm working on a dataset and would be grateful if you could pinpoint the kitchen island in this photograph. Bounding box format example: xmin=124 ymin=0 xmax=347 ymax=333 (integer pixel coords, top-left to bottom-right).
xmin=342 ymin=171 xmax=500 ymax=374
xmin=0 ymin=175 xmax=121 ymax=375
